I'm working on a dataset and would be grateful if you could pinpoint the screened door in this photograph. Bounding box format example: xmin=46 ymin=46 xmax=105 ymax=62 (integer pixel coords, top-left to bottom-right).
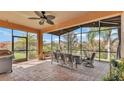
xmin=13 ymin=36 xmax=28 ymax=62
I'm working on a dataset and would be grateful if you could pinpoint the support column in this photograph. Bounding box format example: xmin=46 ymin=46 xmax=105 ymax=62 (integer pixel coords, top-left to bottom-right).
xmin=121 ymin=12 xmax=124 ymax=58
xmin=37 ymin=31 xmax=43 ymax=60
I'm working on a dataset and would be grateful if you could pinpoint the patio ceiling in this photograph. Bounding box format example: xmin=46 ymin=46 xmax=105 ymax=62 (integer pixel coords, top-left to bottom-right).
xmin=0 ymin=11 xmax=86 ymax=31
xmin=0 ymin=11 xmax=122 ymax=33
xmin=43 ymin=11 xmax=122 ymax=33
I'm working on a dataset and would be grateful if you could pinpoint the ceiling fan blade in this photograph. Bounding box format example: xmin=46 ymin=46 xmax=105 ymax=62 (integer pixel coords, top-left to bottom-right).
xmin=46 ymin=15 xmax=55 ymax=20
xmin=41 ymin=11 xmax=45 ymax=15
xmin=34 ymin=11 xmax=42 ymax=17
xmin=28 ymin=17 xmax=41 ymax=20
xmin=39 ymin=20 xmax=44 ymax=25
xmin=46 ymin=19 xmax=54 ymax=25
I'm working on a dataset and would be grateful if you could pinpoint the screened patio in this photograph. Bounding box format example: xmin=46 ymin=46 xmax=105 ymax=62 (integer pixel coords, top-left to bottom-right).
xmin=43 ymin=16 xmax=121 ymax=63
xmin=0 ymin=11 xmax=123 ymax=80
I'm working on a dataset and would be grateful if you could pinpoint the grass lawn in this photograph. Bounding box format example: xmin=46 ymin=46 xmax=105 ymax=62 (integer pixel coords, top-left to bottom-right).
xmin=14 ymin=51 xmax=37 ymax=60
xmin=14 ymin=52 xmax=26 ymax=60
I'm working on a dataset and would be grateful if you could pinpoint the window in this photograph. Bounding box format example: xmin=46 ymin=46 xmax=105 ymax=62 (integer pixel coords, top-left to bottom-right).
xmin=52 ymin=35 xmax=59 ymax=51
xmin=43 ymin=33 xmax=52 ymax=52
xmin=70 ymin=28 xmax=81 ymax=55
xmin=81 ymin=31 xmax=99 ymax=59
xmin=13 ymin=30 xmax=27 ymax=61
xmin=0 ymin=27 xmax=39 ymax=61
xmin=14 ymin=37 xmax=26 ymax=50
xmin=47 ymin=16 xmax=120 ymax=62
xmin=13 ymin=30 xmax=27 ymax=37
xmin=60 ymin=34 xmax=68 ymax=53
xmin=13 ymin=30 xmax=38 ymax=61
xmin=28 ymin=33 xmax=38 ymax=59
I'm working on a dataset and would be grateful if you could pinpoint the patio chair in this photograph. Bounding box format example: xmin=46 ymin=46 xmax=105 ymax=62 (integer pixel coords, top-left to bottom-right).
xmin=73 ymin=55 xmax=82 ymax=68
xmin=59 ymin=53 xmax=66 ymax=65
xmin=65 ymin=54 xmax=74 ymax=69
xmin=82 ymin=51 xmax=90 ymax=60
xmin=83 ymin=52 xmax=96 ymax=68
xmin=52 ymin=52 xmax=60 ymax=63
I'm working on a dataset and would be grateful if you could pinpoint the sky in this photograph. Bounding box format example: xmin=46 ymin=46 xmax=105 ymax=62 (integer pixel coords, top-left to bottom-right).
xmin=0 ymin=27 xmax=32 ymax=42
xmin=0 ymin=27 xmax=12 ymax=42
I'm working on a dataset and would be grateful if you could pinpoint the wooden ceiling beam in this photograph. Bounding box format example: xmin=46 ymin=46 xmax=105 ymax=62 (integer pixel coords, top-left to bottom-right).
xmin=0 ymin=20 xmax=40 ymax=33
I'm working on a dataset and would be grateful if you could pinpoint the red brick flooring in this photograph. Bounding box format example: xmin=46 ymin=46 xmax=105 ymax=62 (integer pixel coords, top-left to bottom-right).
xmin=0 ymin=60 xmax=109 ymax=81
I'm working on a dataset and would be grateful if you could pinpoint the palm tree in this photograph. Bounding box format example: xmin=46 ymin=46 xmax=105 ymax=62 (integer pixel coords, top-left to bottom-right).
xmin=100 ymin=29 xmax=111 ymax=60
xmin=87 ymin=31 xmax=99 ymax=51
xmin=100 ymin=28 xmax=118 ymax=60
xmin=87 ymin=27 xmax=118 ymax=61
xmin=61 ymin=31 xmax=78 ymax=54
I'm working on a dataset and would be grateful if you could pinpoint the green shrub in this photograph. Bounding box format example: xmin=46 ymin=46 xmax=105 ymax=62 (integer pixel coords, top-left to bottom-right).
xmin=103 ymin=58 xmax=124 ymax=81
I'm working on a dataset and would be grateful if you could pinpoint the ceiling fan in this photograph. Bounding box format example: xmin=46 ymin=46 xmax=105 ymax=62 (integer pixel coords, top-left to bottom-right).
xmin=28 ymin=11 xmax=55 ymax=25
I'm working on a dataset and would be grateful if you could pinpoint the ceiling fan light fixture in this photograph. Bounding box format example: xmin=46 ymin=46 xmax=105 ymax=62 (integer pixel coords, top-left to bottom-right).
xmin=39 ymin=20 xmax=44 ymax=25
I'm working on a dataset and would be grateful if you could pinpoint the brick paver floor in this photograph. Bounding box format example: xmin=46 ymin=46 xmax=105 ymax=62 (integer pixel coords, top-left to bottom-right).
xmin=0 ymin=60 xmax=109 ymax=81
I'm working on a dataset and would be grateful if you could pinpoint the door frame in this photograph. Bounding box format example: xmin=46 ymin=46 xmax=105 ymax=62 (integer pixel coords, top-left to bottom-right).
xmin=12 ymin=32 xmax=28 ymax=62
